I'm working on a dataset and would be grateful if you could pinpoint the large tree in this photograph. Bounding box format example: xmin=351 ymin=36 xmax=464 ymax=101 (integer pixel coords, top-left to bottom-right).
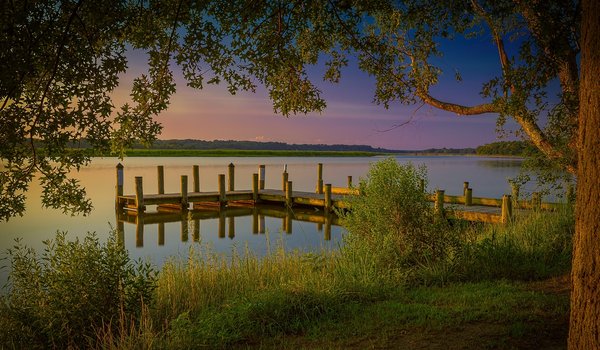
xmin=568 ymin=0 xmax=599 ymax=346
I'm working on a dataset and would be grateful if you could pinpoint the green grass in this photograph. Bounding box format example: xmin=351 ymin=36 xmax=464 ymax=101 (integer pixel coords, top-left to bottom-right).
xmin=115 ymin=148 xmax=387 ymax=157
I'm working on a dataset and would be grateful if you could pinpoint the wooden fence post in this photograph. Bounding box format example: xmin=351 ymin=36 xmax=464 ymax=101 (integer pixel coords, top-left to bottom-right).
xmin=218 ymin=174 xmax=226 ymax=207
xmin=228 ymin=163 xmax=235 ymax=191
xmin=325 ymin=184 xmax=332 ymax=212
xmin=317 ymin=163 xmax=323 ymax=194
xmin=135 ymin=176 xmax=144 ymax=211
xmin=463 ymin=181 xmax=469 ymax=196
xmin=282 ymin=171 xmax=288 ymax=191
xmin=252 ymin=173 xmax=259 ymax=201
xmin=115 ymin=163 xmax=124 ymax=209
xmin=180 ymin=175 xmax=188 ymax=210
xmin=286 ymin=181 xmax=293 ymax=208
xmin=465 ymin=188 xmax=472 ymax=206
xmin=435 ymin=190 xmax=445 ymax=216
xmin=511 ymin=183 xmax=520 ymax=209
xmin=193 ymin=165 xmax=200 ymax=192
xmin=157 ymin=166 xmax=164 ymax=194
xmin=347 ymin=176 xmax=353 ymax=188
xmin=502 ymin=194 xmax=513 ymax=223
xmin=259 ymin=165 xmax=265 ymax=190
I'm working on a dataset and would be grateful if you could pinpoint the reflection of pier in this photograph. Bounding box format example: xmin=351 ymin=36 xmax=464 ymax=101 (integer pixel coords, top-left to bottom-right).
xmin=116 ymin=204 xmax=338 ymax=247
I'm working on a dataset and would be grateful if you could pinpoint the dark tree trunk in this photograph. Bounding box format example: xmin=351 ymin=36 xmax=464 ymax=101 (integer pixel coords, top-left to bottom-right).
xmin=568 ymin=0 xmax=600 ymax=348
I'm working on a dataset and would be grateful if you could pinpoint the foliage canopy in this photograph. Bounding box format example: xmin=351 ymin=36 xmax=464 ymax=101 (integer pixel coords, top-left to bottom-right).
xmin=0 ymin=0 xmax=581 ymax=220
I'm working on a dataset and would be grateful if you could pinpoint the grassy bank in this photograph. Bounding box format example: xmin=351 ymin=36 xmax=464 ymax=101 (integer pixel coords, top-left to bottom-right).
xmin=111 ymin=149 xmax=387 ymax=157
xmin=0 ymin=159 xmax=574 ymax=349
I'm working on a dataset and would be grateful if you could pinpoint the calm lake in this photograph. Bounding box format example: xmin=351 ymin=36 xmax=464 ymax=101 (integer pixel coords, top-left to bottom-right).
xmin=0 ymin=155 xmax=527 ymax=285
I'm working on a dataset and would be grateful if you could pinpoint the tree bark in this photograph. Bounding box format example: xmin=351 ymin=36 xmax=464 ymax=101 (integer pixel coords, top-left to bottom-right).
xmin=568 ymin=0 xmax=600 ymax=348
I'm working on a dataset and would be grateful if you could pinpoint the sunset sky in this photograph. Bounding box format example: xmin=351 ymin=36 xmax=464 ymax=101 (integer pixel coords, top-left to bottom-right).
xmin=119 ymin=35 xmax=524 ymax=150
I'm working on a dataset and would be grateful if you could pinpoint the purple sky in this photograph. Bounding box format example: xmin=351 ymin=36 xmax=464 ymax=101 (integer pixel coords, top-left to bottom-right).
xmin=117 ymin=35 xmax=522 ymax=150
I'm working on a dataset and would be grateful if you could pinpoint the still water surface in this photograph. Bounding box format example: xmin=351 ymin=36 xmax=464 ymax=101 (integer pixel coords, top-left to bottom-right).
xmin=0 ymin=155 xmax=525 ymax=285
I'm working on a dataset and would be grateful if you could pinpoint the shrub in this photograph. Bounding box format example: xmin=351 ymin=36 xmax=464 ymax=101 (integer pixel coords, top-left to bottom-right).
xmin=339 ymin=158 xmax=459 ymax=284
xmin=0 ymin=231 xmax=157 ymax=349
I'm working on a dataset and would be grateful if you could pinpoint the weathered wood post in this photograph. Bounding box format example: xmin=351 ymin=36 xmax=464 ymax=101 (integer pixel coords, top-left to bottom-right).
xmin=193 ymin=165 xmax=200 ymax=192
xmin=282 ymin=171 xmax=288 ymax=191
xmin=115 ymin=163 xmax=124 ymax=209
xmin=157 ymin=165 xmax=164 ymax=194
xmin=435 ymin=190 xmax=445 ymax=216
xmin=510 ymin=182 xmax=520 ymax=209
xmin=218 ymin=174 xmax=226 ymax=207
xmin=501 ymin=194 xmax=513 ymax=224
xmin=135 ymin=176 xmax=144 ymax=211
xmin=286 ymin=181 xmax=293 ymax=208
xmin=347 ymin=176 xmax=353 ymax=188
xmin=532 ymin=192 xmax=541 ymax=210
xmin=465 ymin=188 xmax=473 ymax=206
xmin=228 ymin=216 xmax=235 ymax=239
xmin=463 ymin=182 xmax=469 ymax=196
xmin=252 ymin=173 xmax=259 ymax=202
xmin=180 ymin=175 xmax=188 ymax=210
xmin=325 ymin=184 xmax=332 ymax=212
xmin=158 ymin=222 xmax=165 ymax=246
xmin=317 ymin=163 xmax=323 ymax=194
xmin=228 ymin=163 xmax=235 ymax=191
xmin=259 ymin=165 xmax=266 ymax=190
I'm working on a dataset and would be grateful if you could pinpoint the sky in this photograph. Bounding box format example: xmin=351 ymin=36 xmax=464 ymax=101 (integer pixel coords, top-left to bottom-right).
xmin=116 ymin=35 xmax=519 ymax=151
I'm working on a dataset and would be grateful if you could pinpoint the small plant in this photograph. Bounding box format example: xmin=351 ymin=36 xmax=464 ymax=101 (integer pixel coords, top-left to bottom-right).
xmin=0 ymin=231 xmax=157 ymax=349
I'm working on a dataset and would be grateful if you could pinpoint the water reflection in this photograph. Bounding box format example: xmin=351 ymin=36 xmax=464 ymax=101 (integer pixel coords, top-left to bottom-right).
xmin=477 ymin=158 xmax=523 ymax=168
xmin=116 ymin=204 xmax=339 ymax=248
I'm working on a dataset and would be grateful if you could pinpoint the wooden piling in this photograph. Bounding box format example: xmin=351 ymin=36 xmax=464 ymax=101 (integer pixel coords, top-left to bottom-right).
xmin=511 ymin=183 xmax=520 ymax=208
xmin=282 ymin=171 xmax=288 ymax=191
xmin=180 ymin=175 xmax=188 ymax=210
xmin=259 ymin=165 xmax=265 ymax=190
xmin=324 ymin=214 xmax=331 ymax=241
xmin=284 ymin=210 xmax=292 ymax=234
xmin=317 ymin=163 xmax=323 ymax=194
xmin=465 ymin=188 xmax=473 ymax=206
xmin=228 ymin=163 xmax=235 ymax=191
xmin=259 ymin=214 xmax=265 ymax=234
xmin=115 ymin=163 xmax=124 ymax=209
xmin=157 ymin=166 xmax=164 ymax=194
xmin=501 ymin=194 xmax=513 ymax=223
xmin=252 ymin=209 xmax=259 ymax=234
xmin=463 ymin=182 xmax=469 ymax=196
xmin=136 ymin=216 xmax=144 ymax=247
xmin=193 ymin=165 xmax=200 ymax=192
xmin=435 ymin=190 xmax=445 ymax=215
xmin=325 ymin=184 xmax=332 ymax=212
xmin=135 ymin=176 xmax=144 ymax=211
xmin=252 ymin=173 xmax=259 ymax=201
xmin=286 ymin=181 xmax=293 ymax=207
xmin=348 ymin=176 xmax=353 ymax=188
xmin=218 ymin=174 xmax=226 ymax=207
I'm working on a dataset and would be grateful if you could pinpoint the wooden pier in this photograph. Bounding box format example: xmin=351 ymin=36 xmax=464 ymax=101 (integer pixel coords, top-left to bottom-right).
xmin=115 ymin=163 xmax=566 ymax=225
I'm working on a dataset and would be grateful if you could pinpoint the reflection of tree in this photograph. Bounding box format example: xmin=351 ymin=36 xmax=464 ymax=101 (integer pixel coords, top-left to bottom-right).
xmin=477 ymin=159 xmax=523 ymax=169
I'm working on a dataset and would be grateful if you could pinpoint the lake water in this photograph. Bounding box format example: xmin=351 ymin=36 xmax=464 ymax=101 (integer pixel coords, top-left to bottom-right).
xmin=0 ymin=155 xmax=528 ymax=286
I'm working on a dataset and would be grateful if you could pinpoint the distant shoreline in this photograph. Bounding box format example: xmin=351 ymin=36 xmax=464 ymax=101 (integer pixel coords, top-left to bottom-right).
xmin=94 ymin=149 xmax=524 ymax=158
